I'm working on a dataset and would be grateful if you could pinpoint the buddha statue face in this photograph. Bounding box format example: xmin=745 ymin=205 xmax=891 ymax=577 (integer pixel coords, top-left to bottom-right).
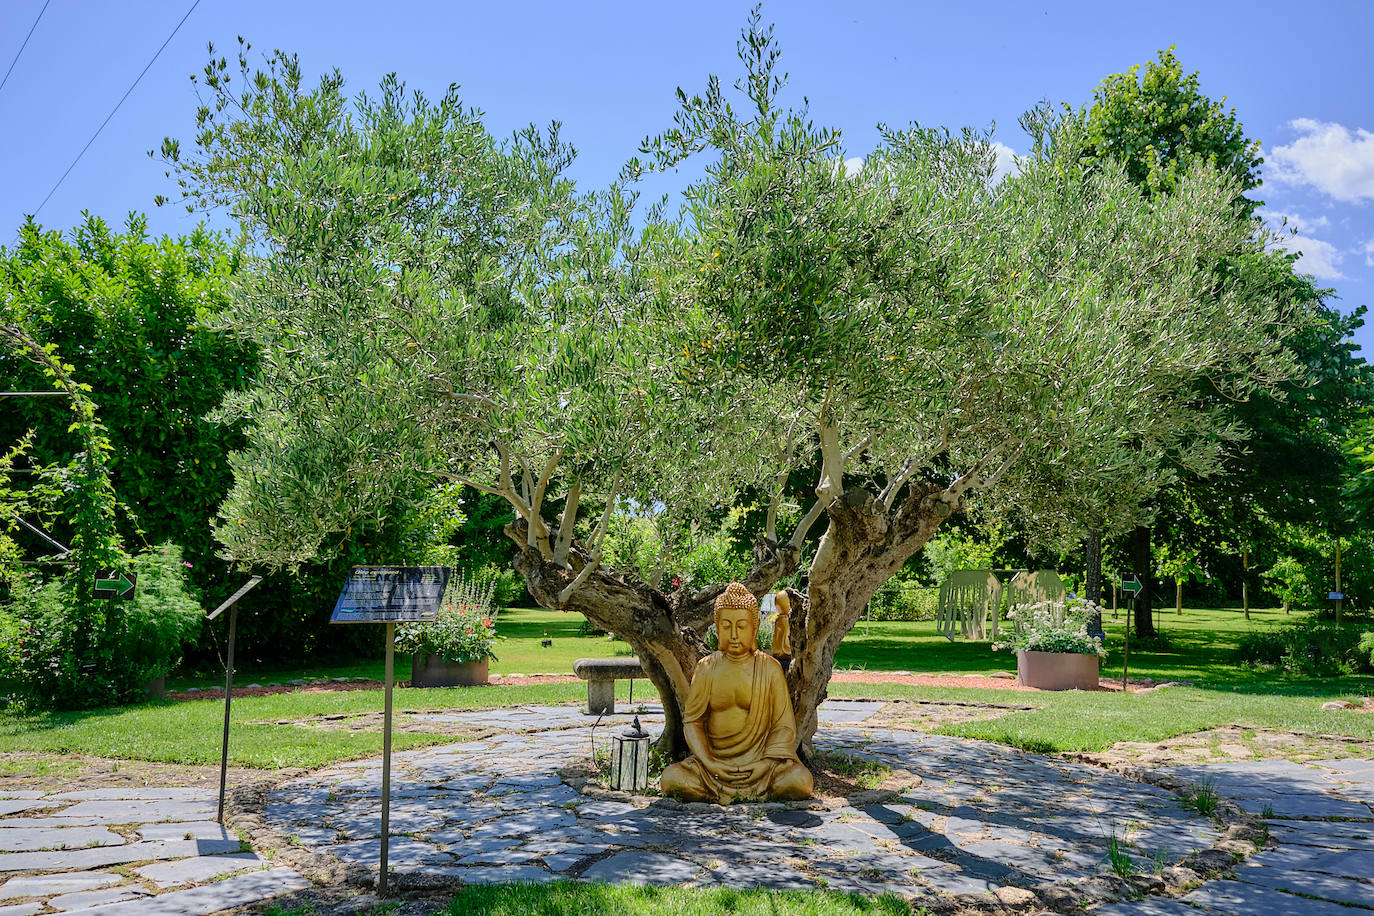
xmin=714 ymin=583 xmax=760 ymax=660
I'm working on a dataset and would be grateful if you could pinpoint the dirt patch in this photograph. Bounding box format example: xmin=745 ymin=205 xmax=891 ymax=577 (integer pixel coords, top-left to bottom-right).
xmin=253 ymin=710 xmax=491 ymax=739
xmin=0 ymin=752 xmax=273 ymax=795
xmin=858 ymin=696 xmax=1038 ymax=732
xmin=171 ymin=669 xmax=1162 ymax=703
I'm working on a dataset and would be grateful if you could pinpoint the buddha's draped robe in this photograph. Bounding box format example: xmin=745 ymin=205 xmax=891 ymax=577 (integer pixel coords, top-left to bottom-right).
xmin=670 ymin=651 xmax=799 ymax=803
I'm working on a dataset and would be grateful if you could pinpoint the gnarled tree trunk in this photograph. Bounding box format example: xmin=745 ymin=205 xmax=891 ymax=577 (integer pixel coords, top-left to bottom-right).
xmin=506 ymin=480 xmax=958 ymax=761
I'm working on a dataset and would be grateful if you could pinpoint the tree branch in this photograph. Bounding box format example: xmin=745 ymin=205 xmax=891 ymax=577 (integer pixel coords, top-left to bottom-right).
xmin=553 ymin=476 xmax=581 ymax=567
xmin=556 ymin=469 xmax=622 ymax=605
xmin=526 ymin=446 xmax=563 ymax=554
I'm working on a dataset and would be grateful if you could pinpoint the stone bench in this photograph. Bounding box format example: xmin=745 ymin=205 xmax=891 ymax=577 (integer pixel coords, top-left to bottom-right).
xmin=572 ymin=657 xmax=645 ymax=715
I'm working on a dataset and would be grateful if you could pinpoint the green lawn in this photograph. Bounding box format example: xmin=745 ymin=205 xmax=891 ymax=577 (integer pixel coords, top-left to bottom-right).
xmin=439 ymin=881 xmax=909 ymax=916
xmin=8 ymin=604 xmax=1371 ymax=769
xmin=834 ymin=603 xmax=1310 ymax=687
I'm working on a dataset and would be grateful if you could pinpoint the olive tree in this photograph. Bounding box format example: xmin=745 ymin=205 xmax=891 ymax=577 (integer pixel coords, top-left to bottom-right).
xmin=168 ymin=26 xmax=1298 ymax=757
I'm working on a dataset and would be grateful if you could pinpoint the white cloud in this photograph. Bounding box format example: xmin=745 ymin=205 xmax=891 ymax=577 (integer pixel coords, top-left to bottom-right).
xmin=1270 ymin=118 xmax=1374 ymax=202
xmin=842 ymin=156 xmax=865 ymax=177
xmin=1260 ymin=208 xmax=1329 ymax=234
xmin=1364 ymin=237 xmax=1374 ymax=268
xmin=1271 ymin=231 xmax=1346 ymax=280
xmin=991 ymin=142 xmax=1019 ymax=184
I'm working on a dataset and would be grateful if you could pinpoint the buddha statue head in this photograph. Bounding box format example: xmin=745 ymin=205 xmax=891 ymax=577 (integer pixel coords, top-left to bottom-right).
xmin=714 ymin=582 xmax=759 ymax=660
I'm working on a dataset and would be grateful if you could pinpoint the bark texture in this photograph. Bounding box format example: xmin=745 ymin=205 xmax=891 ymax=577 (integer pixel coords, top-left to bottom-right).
xmin=1084 ymin=528 xmax=1103 ymax=635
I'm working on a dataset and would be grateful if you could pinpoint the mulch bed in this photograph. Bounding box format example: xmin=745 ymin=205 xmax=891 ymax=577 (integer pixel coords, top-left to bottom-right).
xmin=167 ymin=668 xmax=1158 ymax=702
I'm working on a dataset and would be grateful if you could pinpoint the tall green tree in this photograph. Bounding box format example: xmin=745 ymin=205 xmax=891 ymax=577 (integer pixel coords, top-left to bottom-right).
xmin=0 ymin=215 xmax=256 ymax=607
xmin=170 ymin=25 xmax=1301 ymax=756
xmin=1068 ymin=48 xmax=1365 ymax=634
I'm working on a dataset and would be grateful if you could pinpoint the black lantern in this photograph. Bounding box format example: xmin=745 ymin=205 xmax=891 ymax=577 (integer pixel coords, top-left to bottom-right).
xmin=609 ymin=716 xmax=651 ymax=792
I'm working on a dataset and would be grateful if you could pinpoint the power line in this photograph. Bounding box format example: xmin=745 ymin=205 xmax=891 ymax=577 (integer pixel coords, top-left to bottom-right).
xmin=28 ymin=0 xmax=203 ymax=222
xmin=0 ymin=0 xmax=51 ymax=98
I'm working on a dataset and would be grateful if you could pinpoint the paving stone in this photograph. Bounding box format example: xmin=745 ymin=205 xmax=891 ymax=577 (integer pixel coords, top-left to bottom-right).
xmin=698 ymin=860 xmax=816 ymax=890
xmin=0 ymin=904 xmax=43 ymax=916
xmin=0 ymin=801 xmax=61 ymax=818
xmin=0 ymin=826 xmax=124 ymax=852
xmin=135 ymin=851 xmax=267 ymax=887
xmin=1093 ymin=899 xmax=1216 ymax=915
xmin=45 ymin=799 xmax=215 ymax=823
xmin=49 ymin=788 xmax=208 ymax=801
xmin=66 ymin=866 xmax=308 ymax=915
xmin=323 ymin=836 xmax=454 ymax=867
xmin=0 ymin=838 xmax=242 ymax=872
xmin=581 ymin=850 xmax=700 ymax=885
xmin=47 ymin=884 xmax=149 ymax=910
xmin=444 ymin=864 xmax=556 ymax=884
xmin=1186 ymin=878 xmax=1366 ymax=916
xmin=1237 ymin=863 xmax=1374 ymax=907
xmin=0 ymin=870 xmax=122 ymax=900
xmin=134 ymin=821 xmax=236 ymax=842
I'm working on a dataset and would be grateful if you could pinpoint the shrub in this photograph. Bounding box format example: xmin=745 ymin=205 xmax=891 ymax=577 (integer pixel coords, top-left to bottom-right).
xmin=994 ymin=598 xmax=1107 ymax=658
xmin=394 ymin=569 xmax=500 ymax=663
xmin=868 ymin=583 xmax=939 ymax=621
xmin=0 ymin=543 xmax=202 ymax=708
xmin=1361 ymin=631 xmax=1374 ymax=669
xmin=1235 ymin=613 xmax=1374 ymax=677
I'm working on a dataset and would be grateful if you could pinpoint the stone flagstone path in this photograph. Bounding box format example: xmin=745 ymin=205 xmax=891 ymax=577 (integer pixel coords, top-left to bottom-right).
xmin=0 ymin=786 xmax=307 ymax=914
xmin=266 ymin=700 xmax=1221 ymax=901
xmin=3 ymin=698 xmax=1370 ymax=914
xmin=1093 ymin=757 xmax=1374 ymax=916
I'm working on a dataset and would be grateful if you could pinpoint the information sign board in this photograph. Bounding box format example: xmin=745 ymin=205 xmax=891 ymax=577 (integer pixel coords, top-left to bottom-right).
xmin=329 ymin=566 xmax=450 ymax=624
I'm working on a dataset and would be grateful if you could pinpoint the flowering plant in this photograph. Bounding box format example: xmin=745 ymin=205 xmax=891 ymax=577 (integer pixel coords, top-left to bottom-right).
xmin=993 ymin=598 xmax=1106 ymax=658
xmin=395 ymin=604 xmax=499 ymax=663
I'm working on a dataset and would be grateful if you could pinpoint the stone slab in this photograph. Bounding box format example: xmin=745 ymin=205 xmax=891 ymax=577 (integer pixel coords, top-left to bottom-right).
xmin=581 ymin=850 xmax=700 ymax=885
xmin=1186 ymin=879 xmax=1365 ymax=916
xmin=1093 ymin=899 xmax=1218 ymax=915
xmin=0 ymin=826 xmax=124 ymax=852
xmin=134 ymin=821 xmax=237 ymax=842
xmin=0 ymin=904 xmax=42 ymax=916
xmin=47 ymin=884 xmax=148 ymax=910
xmin=1237 ymin=863 xmax=1374 ymax=907
xmin=45 ymin=800 xmax=215 ymax=823
xmin=0 ymin=838 xmax=242 ymax=873
xmin=65 ymin=866 xmax=308 ymax=915
xmin=0 ymin=871 xmax=121 ymax=900
xmin=135 ymin=851 xmax=267 ymax=888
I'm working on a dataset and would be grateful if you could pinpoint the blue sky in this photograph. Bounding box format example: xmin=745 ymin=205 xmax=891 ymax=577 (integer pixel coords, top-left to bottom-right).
xmin=3 ymin=1 xmax=1372 ymax=350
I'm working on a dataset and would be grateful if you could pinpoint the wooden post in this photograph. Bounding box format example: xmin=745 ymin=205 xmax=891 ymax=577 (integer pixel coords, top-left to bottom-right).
xmin=1122 ymin=594 xmax=1132 ymax=692
xmin=217 ymin=604 xmax=237 ymax=825
xmin=1175 ymin=580 xmax=1183 ymax=616
xmin=379 ymin=622 xmax=395 ymax=896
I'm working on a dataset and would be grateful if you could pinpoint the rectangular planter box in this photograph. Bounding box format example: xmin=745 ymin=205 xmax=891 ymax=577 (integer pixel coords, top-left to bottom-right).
xmin=410 ymin=655 xmax=489 ymax=688
xmin=1016 ymin=649 xmax=1099 ymax=691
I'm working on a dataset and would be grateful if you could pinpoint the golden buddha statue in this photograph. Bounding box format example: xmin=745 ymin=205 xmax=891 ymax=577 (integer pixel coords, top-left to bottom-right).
xmin=660 ymin=583 xmax=813 ymax=803
xmin=772 ymin=590 xmax=792 ymax=656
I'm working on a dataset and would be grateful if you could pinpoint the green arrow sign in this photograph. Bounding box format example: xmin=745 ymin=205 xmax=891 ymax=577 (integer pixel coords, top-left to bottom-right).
xmin=94 ymin=570 xmax=137 ymax=600
xmin=1121 ymin=574 xmax=1142 ymax=597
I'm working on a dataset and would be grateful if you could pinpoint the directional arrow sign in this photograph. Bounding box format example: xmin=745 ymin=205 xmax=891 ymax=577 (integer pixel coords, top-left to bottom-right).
xmin=1121 ymin=574 xmax=1143 ymax=598
xmin=94 ymin=570 xmax=137 ymax=600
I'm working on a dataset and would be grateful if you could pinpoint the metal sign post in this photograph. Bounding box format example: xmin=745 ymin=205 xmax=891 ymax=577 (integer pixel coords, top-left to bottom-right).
xmin=207 ymin=576 xmax=263 ymax=824
xmin=329 ymin=566 xmax=449 ymax=896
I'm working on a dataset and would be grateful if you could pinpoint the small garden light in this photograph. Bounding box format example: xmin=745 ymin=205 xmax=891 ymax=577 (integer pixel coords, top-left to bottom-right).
xmin=609 ymin=715 xmax=651 ymax=792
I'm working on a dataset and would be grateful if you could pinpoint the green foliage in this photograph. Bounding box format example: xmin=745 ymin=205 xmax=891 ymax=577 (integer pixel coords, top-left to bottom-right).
xmin=1180 ymin=779 xmax=1222 ymax=818
xmin=1 ymin=214 xmax=254 ymax=604
xmin=0 ymin=544 xmax=202 ymax=708
xmin=1234 ymin=613 xmax=1374 ymax=676
xmin=1361 ymin=631 xmax=1374 ymax=668
xmin=867 ymin=577 xmax=938 ymax=622
xmin=1076 ymin=47 xmax=1262 ymax=201
xmin=994 ymin=599 xmax=1107 ymax=658
xmin=395 ymin=605 xmax=499 ymax=664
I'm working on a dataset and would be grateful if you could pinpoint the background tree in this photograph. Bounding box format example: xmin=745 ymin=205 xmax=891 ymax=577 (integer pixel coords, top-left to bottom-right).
xmin=1071 ymin=47 xmax=1367 ymax=633
xmin=169 ymin=24 xmax=1302 ymax=757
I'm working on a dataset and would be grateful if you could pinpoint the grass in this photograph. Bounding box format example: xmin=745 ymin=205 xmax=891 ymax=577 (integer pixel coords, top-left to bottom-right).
xmin=170 ymin=606 xmax=638 ymax=690
xmin=0 ymin=681 xmax=646 ymax=769
xmin=7 ymin=605 xmax=1372 ymax=769
xmin=443 ymin=881 xmax=910 ymax=915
